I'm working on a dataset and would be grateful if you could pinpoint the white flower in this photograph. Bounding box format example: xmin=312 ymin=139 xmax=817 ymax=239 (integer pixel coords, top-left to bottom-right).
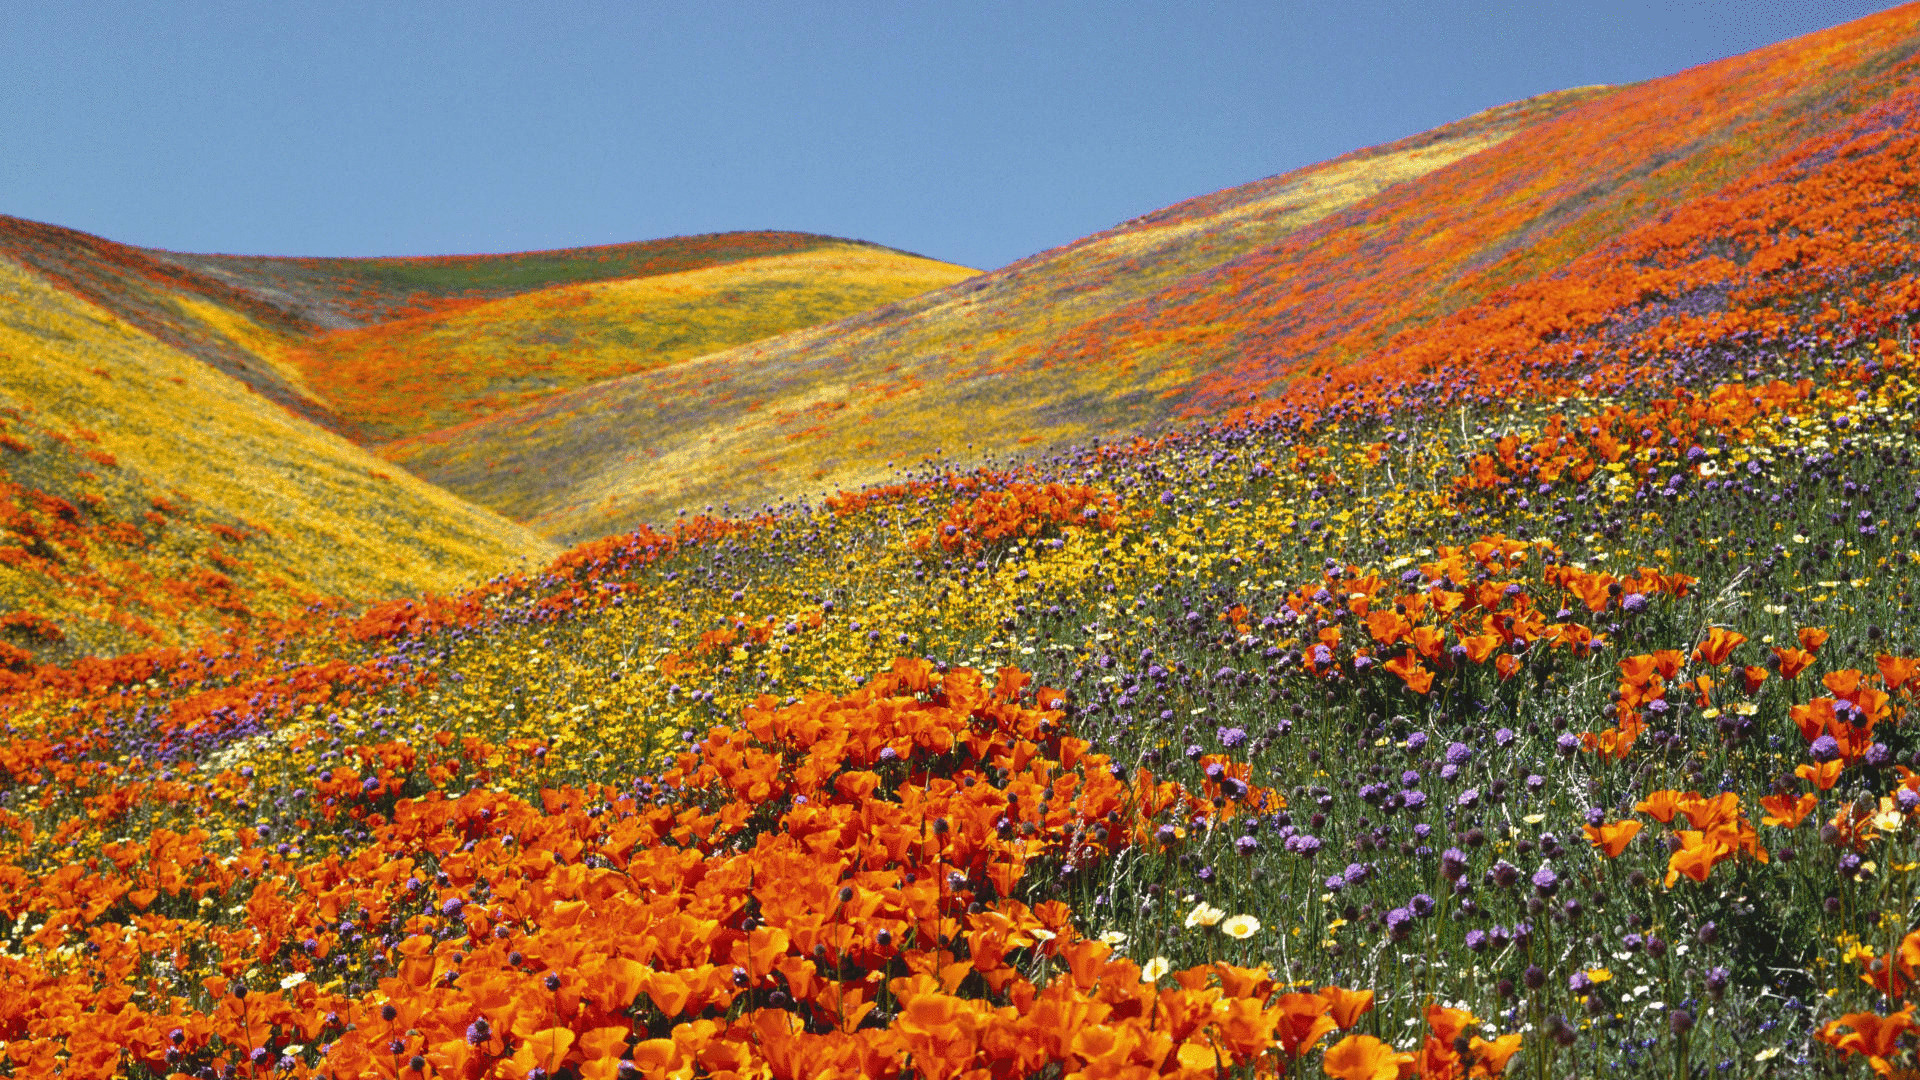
xmin=1184 ymin=902 xmax=1226 ymax=929
xmin=1220 ymin=915 xmax=1261 ymax=939
xmin=1098 ymin=930 xmax=1128 ymax=947
xmin=1141 ymin=956 xmax=1171 ymax=982
xmin=279 ymin=972 xmax=307 ymax=990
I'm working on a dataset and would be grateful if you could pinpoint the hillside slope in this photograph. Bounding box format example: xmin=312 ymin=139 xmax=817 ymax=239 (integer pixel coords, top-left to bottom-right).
xmin=291 ymin=244 xmax=977 ymax=442
xmin=390 ymin=5 xmax=1920 ymax=544
xmin=387 ymin=88 xmax=1606 ymax=540
xmin=0 ymin=253 xmax=556 ymax=660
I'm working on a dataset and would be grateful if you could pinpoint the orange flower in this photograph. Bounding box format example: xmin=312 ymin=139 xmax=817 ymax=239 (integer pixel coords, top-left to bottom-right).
xmin=1797 ymin=759 xmax=1845 ymax=791
xmin=1664 ymin=830 xmax=1734 ymax=887
xmin=1383 ymin=650 xmax=1434 ymax=695
xmin=1583 ymin=819 xmax=1642 ymax=857
xmin=1799 ymin=626 xmax=1831 ymax=654
xmin=1635 ymin=789 xmax=1688 ymax=824
xmin=1319 ymin=985 xmax=1376 ymax=1030
xmin=1693 ymin=627 xmax=1747 ymax=667
xmin=1322 ymin=1034 xmax=1415 ymax=1080
xmin=1816 ymin=1008 xmax=1916 ymax=1074
xmin=1272 ymin=993 xmax=1337 ymax=1059
xmin=1738 ymin=665 xmax=1768 ymax=695
xmin=1761 ymin=792 xmax=1818 ymax=828
xmin=1773 ymin=646 xmax=1816 ymax=680
xmin=1878 ymin=653 xmax=1918 ymax=692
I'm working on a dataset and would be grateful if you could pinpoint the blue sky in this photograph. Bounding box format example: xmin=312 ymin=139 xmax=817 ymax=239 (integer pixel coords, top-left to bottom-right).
xmin=0 ymin=2 xmax=1897 ymax=270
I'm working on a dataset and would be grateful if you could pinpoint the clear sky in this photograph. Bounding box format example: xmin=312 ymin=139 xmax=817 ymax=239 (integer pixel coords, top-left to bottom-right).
xmin=0 ymin=2 xmax=1899 ymax=270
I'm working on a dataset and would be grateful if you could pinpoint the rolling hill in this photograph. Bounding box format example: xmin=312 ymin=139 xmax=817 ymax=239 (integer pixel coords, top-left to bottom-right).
xmin=387 ymin=5 xmax=1920 ymax=544
xmin=286 ymin=244 xmax=977 ymax=442
xmin=0 ymin=250 xmax=556 ymax=660
xmin=0 ymin=223 xmax=972 ymax=657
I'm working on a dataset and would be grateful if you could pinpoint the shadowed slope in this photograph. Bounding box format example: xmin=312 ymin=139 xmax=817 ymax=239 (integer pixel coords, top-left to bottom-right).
xmin=297 ymin=245 xmax=978 ymax=442
xmin=388 ymin=88 xmax=1606 ymax=541
xmin=0 ymin=254 xmax=555 ymax=660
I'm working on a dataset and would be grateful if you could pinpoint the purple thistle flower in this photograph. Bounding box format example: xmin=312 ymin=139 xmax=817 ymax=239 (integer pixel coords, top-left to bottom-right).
xmin=1464 ymin=929 xmax=1489 ymax=952
xmin=1445 ymin=742 xmax=1472 ymax=766
xmin=1385 ymin=907 xmax=1415 ymax=941
xmin=1441 ymin=848 xmax=1469 ymax=881
xmin=1810 ymin=735 xmax=1841 ymax=763
xmin=1532 ymin=865 xmax=1560 ymax=897
xmin=1217 ymin=726 xmax=1247 ymax=749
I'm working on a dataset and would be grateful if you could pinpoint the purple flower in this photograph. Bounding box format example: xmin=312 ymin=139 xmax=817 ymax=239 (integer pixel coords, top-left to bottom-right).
xmin=466 ymin=1018 xmax=491 ymax=1045
xmin=1493 ymin=727 xmax=1515 ymax=748
xmin=1531 ymin=865 xmax=1560 ymax=897
xmin=1401 ymin=769 xmax=1422 ymax=788
xmin=1380 ymin=906 xmax=1412 ymax=939
xmin=1325 ymin=873 xmax=1348 ymax=892
xmin=1235 ymin=835 xmax=1260 ymax=856
xmin=1489 ymin=860 xmax=1520 ymax=888
xmin=1312 ymin=644 xmax=1333 ymax=665
xmin=1445 ymin=742 xmax=1472 ymax=766
xmin=1441 ymin=848 xmax=1469 ymax=881
xmin=1409 ymin=893 xmax=1436 ymax=917
xmin=1621 ymin=593 xmax=1648 ymax=614
xmin=1286 ymin=834 xmax=1323 ymax=858
xmin=1555 ymin=733 xmax=1581 ymax=756
xmin=1457 ymin=787 xmax=1481 ymax=808
xmin=1464 ymin=929 xmax=1489 ymax=952
xmin=1406 ymin=732 xmax=1429 ymax=753
xmin=1403 ymin=790 xmax=1427 ymax=810
xmin=1897 ymin=788 xmax=1919 ymax=813
xmin=1526 ymin=773 xmax=1546 ymax=792
xmin=1343 ymin=862 xmax=1370 ymax=886
xmin=1569 ymin=971 xmax=1593 ymax=994
xmin=1810 ymin=735 xmax=1841 ymax=763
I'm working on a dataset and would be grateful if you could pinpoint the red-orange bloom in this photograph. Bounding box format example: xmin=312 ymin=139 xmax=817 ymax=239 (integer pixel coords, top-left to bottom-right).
xmin=1583 ymin=819 xmax=1642 ymax=857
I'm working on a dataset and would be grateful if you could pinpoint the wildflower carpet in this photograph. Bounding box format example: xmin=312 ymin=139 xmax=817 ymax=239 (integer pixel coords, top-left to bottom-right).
xmin=11 ymin=6 xmax=1920 ymax=1078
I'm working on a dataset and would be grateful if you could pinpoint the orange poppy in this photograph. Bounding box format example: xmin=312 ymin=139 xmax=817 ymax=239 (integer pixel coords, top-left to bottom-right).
xmin=1583 ymin=819 xmax=1642 ymax=857
xmin=1322 ymin=1034 xmax=1415 ymax=1080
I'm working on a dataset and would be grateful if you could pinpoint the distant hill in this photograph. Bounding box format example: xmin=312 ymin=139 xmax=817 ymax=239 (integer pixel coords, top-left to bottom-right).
xmin=388 ymin=7 xmax=1920 ymax=543
xmin=290 ymin=244 xmax=977 ymax=442
xmin=0 ymin=251 xmax=555 ymax=659
xmin=0 ymin=222 xmax=968 ymax=655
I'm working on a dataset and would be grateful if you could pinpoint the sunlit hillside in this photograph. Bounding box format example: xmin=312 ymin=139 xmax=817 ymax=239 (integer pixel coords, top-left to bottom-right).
xmin=10 ymin=5 xmax=1920 ymax=1077
xmin=0 ymin=253 xmax=555 ymax=660
xmin=387 ymin=6 xmax=1920 ymax=545
xmin=295 ymin=245 xmax=977 ymax=442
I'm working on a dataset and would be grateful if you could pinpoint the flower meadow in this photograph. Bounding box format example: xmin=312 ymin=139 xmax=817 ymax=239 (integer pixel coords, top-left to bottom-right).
xmin=7 ymin=312 xmax=1920 ymax=1078
xmin=12 ymin=10 xmax=1920 ymax=1080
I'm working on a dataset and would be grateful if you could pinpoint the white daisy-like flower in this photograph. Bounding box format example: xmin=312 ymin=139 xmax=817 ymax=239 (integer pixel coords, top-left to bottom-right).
xmin=1141 ymin=956 xmax=1171 ymax=982
xmin=1220 ymin=915 xmax=1261 ymax=940
xmin=1184 ymin=902 xmax=1226 ymax=929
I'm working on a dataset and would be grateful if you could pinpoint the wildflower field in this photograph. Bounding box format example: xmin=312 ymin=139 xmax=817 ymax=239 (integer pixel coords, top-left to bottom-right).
xmin=14 ymin=6 xmax=1920 ymax=1079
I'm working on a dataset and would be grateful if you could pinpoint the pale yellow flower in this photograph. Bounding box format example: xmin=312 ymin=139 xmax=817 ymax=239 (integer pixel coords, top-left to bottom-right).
xmin=1221 ymin=915 xmax=1261 ymax=939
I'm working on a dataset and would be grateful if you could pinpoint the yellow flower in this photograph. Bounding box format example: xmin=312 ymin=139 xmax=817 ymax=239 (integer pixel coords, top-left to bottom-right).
xmin=1221 ymin=914 xmax=1261 ymax=939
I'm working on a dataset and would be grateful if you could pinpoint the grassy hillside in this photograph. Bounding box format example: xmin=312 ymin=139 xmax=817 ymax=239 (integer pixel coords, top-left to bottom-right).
xmin=388 ymin=6 xmax=1920 ymax=546
xmin=0 ymin=252 xmax=555 ymax=660
xmin=294 ymin=245 xmax=977 ymax=442
xmin=386 ymin=88 xmax=1603 ymax=540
